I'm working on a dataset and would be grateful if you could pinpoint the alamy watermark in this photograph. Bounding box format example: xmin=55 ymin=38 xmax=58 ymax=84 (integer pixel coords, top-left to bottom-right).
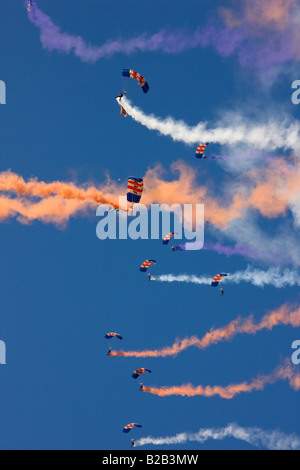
xmin=291 ymin=340 xmax=300 ymax=365
xmin=291 ymin=80 xmax=300 ymax=105
xmin=0 ymin=341 xmax=6 ymax=365
xmin=96 ymin=198 xmax=204 ymax=244
xmin=0 ymin=80 xmax=6 ymax=105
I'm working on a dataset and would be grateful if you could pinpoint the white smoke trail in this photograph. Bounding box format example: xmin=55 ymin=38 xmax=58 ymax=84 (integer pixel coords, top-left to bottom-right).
xmin=152 ymin=274 xmax=211 ymax=285
xmin=117 ymin=97 xmax=300 ymax=153
xmin=135 ymin=423 xmax=300 ymax=450
xmin=152 ymin=267 xmax=300 ymax=288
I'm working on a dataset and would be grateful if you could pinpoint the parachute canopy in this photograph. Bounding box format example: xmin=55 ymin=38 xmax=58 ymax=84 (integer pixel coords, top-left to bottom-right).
xmin=127 ymin=177 xmax=143 ymax=204
xmin=195 ymin=143 xmax=209 ymax=159
xmin=140 ymin=260 xmax=156 ymax=272
xmin=163 ymin=232 xmax=175 ymax=245
xmin=120 ymin=106 xmax=127 ymax=117
xmin=123 ymin=423 xmax=142 ymax=433
xmin=132 ymin=368 xmax=152 ymax=379
xmin=122 ymin=69 xmax=149 ymax=94
xmin=104 ymin=332 xmax=123 ymax=340
xmin=211 ymin=273 xmax=228 ymax=287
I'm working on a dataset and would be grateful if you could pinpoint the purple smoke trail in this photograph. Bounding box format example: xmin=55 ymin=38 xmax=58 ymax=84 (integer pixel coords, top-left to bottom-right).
xmin=203 ymin=242 xmax=260 ymax=260
xmin=206 ymin=150 xmax=276 ymax=162
xmin=233 ymin=26 xmax=296 ymax=72
xmin=174 ymin=241 xmax=203 ymax=252
xmin=27 ymin=2 xmax=209 ymax=63
xmin=200 ymin=12 xmax=298 ymax=82
xmin=27 ymin=2 xmax=299 ymax=80
xmin=203 ymin=23 xmax=295 ymax=72
xmin=205 ymin=156 xmax=227 ymax=160
xmin=26 ymin=2 xmax=246 ymax=65
xmin=173 ymin=240 xmax=294 ymax=266
xmin=174 ymin=241 xmax=258 ymax=259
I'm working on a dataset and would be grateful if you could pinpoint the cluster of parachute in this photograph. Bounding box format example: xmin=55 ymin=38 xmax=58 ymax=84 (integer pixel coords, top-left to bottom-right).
xmin=117 ymin=70 xmax=221 ymax=162
xmin=117 ymin=70 xmax=218 ymax=163
xmin=104 ymin=277 xmax=227 ymax=439
xmin=112 ymin=69 xmax=228 ymax=445
xmin=139 ymin=233 xmax=228 ymax=292
xmin=105 ymin=331 xmax=152 ymax=443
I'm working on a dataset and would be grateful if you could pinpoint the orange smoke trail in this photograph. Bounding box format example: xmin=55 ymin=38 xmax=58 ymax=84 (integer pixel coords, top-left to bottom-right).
xmin=0 ymin=170 xmax=120 ymax=206
xmin=142 ymin=360 xmax=300 ymax=399
xmin=0 ymin=158 xmax=299 ymax=228
xmin=221 ymin=0 xmax=295 ymax=31
xmin=142 ymin=159 xmax=300 ymax=230
xmin=245 ymin=0 xmax=295 ymax=29
xmin=0 ymin=195 xmax=92 ymax=225
xmin=108 ymin=303 xmax=300 ymax=358
xmin=0 ymin=171 xmax=123 ymax=224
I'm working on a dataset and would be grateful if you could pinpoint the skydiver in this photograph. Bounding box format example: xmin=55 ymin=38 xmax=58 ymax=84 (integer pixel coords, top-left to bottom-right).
xmin=109 ymin=208 xmax=122 ymax=214
xmin=220 ymin=288 xmax=224 ymax=296
xmin=148 ymin=273 xmax=151 ymax=282
xmin=116 ymin=90 xmax=127 ymax=100
xmin=131 ymin=439 xmax=135 ymax=448
xmin=107 ymin=347 xmax=112 ymax=356
xmin=139 ymin=383 xmax=144 ymax=392
xmin=171 ymin=246 xmax=175 ymax=252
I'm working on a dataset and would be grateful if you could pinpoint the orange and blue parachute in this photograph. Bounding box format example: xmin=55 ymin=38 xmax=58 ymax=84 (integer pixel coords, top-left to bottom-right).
xmin=163 ymin=232 xmax=175 ymax=245
xmin=104 ymin=332 xmax=123 ymax=340
xmin=195 ymin=143 xmax=209 ymax=159
xmin=122 ymin=69 xmax=149 ymax=94
xmin=140 ymin=260 xmax=156 ymax=272
xmin=211 ymin=273 xmax=228 ymax=286
xmin=120 ymin=106 xmax=127 ymax=118
xmin=123 ymin=423 xmax=142 ymax=433
xmin=127 ymin=177 xmax=143 ymax=204
xmin=132 ymin=368 xmax=152 ymax=379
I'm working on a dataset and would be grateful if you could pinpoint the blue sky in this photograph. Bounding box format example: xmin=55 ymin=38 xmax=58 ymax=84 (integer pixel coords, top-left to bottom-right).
xmin=0 ymin=0 xmax=299 ymax=450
